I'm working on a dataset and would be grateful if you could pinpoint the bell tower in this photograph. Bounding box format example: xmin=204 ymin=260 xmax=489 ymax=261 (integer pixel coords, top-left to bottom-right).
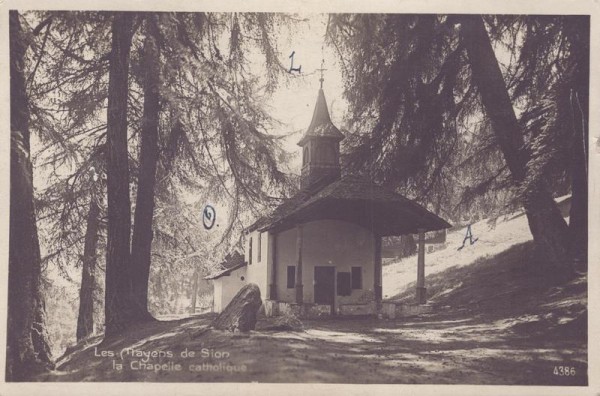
xmin=298 ymin=76 xmax=345 ymax=190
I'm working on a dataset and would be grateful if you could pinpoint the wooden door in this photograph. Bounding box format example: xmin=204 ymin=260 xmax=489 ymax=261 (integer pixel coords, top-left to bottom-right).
xmin=314 ymin=266 xmax=335 ymax=306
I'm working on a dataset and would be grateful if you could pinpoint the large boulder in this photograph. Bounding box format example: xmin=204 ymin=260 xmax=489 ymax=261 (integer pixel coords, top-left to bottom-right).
xmin=211 ymin=283 xmax=262 ymax=332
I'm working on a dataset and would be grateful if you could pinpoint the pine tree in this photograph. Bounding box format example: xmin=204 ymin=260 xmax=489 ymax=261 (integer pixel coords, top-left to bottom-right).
xmin=104 ymin=11 xmax=137 ymax=336
xmin=76 ymin=193 xmax=101 ymax=341
xmin=22 ymin=11 xmax=295 ymax=344
xmin=458 ymin=15 xmax=570 ymax=270
xmin=328 ymin=14 xmax=588 ymax=271
xmin=7 ymin=10 xmax=53 ymax=381
xmin=130 ymin=14 xmax=161 ymax=321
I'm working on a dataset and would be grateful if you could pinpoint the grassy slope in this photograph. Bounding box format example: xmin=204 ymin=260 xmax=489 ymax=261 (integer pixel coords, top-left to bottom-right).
xmin=383 ymin=210 xmax=537 ymax=301
xmin=36 ymin=211 xmax=587 ymax=384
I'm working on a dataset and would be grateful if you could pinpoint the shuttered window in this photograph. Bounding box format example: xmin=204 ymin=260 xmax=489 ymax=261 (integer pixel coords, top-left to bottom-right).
xmin=337 ymin=272 xmax=352 ymax=296
xmin=257 ymin=233 xmax=262 ymax=262
xmin=287 ymin=266 xmax=295 ymax=288
xmin=248 ymin=237 xmax=253 ymax=265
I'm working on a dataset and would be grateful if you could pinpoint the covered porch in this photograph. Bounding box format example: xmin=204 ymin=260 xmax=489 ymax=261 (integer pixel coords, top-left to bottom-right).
xmin=249 ymin=175 xmax=451 ymax=318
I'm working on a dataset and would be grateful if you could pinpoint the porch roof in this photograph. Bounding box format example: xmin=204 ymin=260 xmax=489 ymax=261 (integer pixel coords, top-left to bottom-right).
xmin=247 ymin=175 xmax=451 ymax=236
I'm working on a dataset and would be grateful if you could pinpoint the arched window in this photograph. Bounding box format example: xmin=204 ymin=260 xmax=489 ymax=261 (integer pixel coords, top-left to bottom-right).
xmin=302 ymin=146 xmax=309 ymax=165
xmin=248 ymin=237 xmax=253 ymax=265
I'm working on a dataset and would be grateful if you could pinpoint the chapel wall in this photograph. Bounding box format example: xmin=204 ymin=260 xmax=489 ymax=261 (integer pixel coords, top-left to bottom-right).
xmin=275 ymin=219 xmax=376 ymax=311
xmin=213 ymin=266 xmax=248 ymax=313
xmin=244 ymin=230 xmax=269 ymax=298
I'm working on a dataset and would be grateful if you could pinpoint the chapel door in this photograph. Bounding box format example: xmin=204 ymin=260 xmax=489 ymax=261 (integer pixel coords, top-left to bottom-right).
xmin=314 ymin=266 xmax=335 ymax=307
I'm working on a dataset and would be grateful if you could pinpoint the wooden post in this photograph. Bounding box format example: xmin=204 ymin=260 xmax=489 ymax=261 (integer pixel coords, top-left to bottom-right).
xmin=374 ymin=234 xmax=382 ymax=308
xmin=269 ymin=233 xmax=278 ymax=300
xmin=295 ymin=225 xmax=304 ymax=304
xmin=416 ymin=228 xmax=426 ymax=304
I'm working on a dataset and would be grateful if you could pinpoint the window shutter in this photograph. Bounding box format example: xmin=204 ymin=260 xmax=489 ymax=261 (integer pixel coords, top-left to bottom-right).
xmin=249 ymin=237 xmax=253 ymax=265
xmin=257 ymin=233 xmax=262 ymax=262
xmin=337 ymin=272 xmax=351 ymax=296
xmin=287 ymin=266 xmax=296 ymax=288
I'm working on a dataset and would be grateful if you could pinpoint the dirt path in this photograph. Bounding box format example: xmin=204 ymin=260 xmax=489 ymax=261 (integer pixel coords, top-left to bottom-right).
xmin=37 ymin=307 xmax=586 ymax=385
xmin=38 ymin=243 xmax=587 ymax=385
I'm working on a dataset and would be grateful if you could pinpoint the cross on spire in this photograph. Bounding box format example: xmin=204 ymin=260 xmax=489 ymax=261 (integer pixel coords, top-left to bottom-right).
xmin=316 ymin=58 xmax=327 ymax=89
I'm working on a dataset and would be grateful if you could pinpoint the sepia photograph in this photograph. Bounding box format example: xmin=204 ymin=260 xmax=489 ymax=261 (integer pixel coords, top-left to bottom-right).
xmin=1 ymin=1 xmax=597 ymax=394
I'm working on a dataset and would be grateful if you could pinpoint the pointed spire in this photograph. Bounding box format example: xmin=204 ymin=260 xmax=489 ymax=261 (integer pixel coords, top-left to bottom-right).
xmin=298 ymin=70 xmax=344 ymax=189
xmin=297 ymin=85 xmax=345 ymax=146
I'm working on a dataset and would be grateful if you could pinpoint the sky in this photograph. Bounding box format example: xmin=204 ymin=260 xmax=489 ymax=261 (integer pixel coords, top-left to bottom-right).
xmin=263 ymin=14 xmax=348 ymax=174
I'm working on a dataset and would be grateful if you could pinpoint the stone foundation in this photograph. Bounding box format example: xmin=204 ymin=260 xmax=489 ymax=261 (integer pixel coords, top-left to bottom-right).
xmin=264 ymin=300 xmax=376 ymax=318
xmin=264 ymin=300 xmax=278 ymax=317
xmin=265 ymin=300 xmax=431 ymax=319
xmin=338 ymin=302 xmax=376 ymax=316
xmin=381 ymin=302 xmax=433 ymax=319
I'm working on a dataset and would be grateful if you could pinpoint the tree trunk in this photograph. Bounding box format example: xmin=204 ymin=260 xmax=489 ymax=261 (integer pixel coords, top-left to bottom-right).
xmin=459 ymin=15 xmax=571 ymax=271
xmin=104 ymin=12 xmax=135 ymax=337
xmin=565 ymin=17 xmax=589 ymax=269
xmin=190 ymin=270 xmax=199 ymax=314
xmin=7 ymin=10 xmax=52 ymax=381
xmin=130 ymin=16 xmax=161 ymax=322
xmin=400 ymin=235 xmax=417 ymax=258
xmin=76 ymin=196 xmax=101 ymax=341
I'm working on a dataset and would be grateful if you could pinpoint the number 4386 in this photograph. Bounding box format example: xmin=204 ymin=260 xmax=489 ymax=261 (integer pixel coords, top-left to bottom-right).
xmin=553 ymin=366 xmax=576 ymax=376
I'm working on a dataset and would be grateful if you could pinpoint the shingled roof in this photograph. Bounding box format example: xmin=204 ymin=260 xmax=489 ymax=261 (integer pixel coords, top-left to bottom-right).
xmin=297 ymin=89 xmax=345 ymax=146
xmin=247 ymin=175 xmax=451 ymax=236
xmin=204 ymin=251 xmax=246 ymax=280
